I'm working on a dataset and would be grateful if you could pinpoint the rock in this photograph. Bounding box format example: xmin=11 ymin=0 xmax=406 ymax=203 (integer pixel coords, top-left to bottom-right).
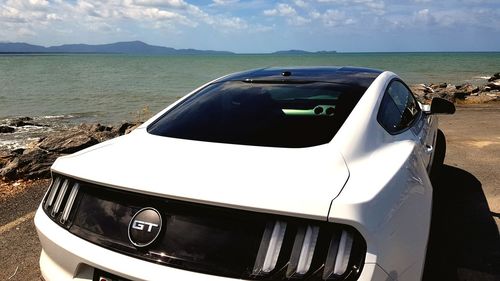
xmin=486 ymin=81 xmax=500 ymax=90
xmin=411 ymin=84 xmax=434 ymax=94
xmin=462 ymin=95 xmax=497 ymax=104
xmin=78 ymin=123 xmax=113 ymax=132
xmin=0 ymin=148 xmax=60 ymax=180
xmin=125 ymin=123 xmax=141 ymax=135
xmin=9 ymin=120 xmax=35 ymax=127
xmin=38 ymin=130 xmax=99 ymax=154
xmin=0 ymin=126 xmax=15 ymax=133
xmin=0 ymin=121 xmax=145 ymax=181
xmin=8 ymin=117 xmax=34 ymax=127
xmin=445 ymin=84 xmax=456 ymax=91
xmin=488 ymin=72 xmax=500 ymax=82
xmin=8 ymin=117 xmax=48 ymax=127
xmin=410 ymin=84 xmax=435 ymax=103
xmin=457 ymin=83 xmax=480 ymax=94
xmin=115 ymin=122 xmax=141 ymax=135
xmin=439 ymin=82 xmax=448 ymax=88
xmin=454 ymin=92 xmax=467 ymax=100
xmin=18 ymin=117 xmax=33 ymax=121
xmin=0 ymin=149 xmax=13 ymax=169
xmin=11 ymin=148 xmax=25 ymax=155
xmin=429 ymin=83 xmax=440 ymax=90
xmin=76 ymin=123 xmax=117 ymax=142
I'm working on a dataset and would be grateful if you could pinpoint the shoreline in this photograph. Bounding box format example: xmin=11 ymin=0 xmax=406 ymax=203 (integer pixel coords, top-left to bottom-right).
xmin=1 ymin=73 xmax=499 ymax=182
xmin=0 ymin=122 xmax=141 ymax=181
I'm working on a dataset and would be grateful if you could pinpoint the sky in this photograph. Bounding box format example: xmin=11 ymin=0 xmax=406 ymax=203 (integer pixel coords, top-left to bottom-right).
xmin=0 ymin=0 xmax=499 ymax=53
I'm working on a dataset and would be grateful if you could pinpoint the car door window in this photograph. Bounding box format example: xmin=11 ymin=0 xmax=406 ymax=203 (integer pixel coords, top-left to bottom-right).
xmin=378 ymin=80 xmax=420 ymax=134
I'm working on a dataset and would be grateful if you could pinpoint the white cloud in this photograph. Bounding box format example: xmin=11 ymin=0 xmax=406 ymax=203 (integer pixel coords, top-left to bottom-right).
xmin=46 ymin=13 xmax=60 ymax=21
xmin=264 ymin=2 xmax=362 ymax=27
xmin=319 ymin=9 xmax=354 ymax=26
xmin=293 ymin=0 xmax=309 ymax=8
xmin=264 ymin=3 xmax=297 ymax=17
xmin=28 ymin=0 xmax=49 ymax=7
xmin=0 ymin=6 xmax=25 ymax=23
xmin=263 ymin=3 xmax=313 ymax=26
xmin=217 ymin=16 xmax=247 ymax=29
xmin=289 ymin=15 xmax=310 ymax=25
xmin=414 ymin=8 xmax=436 ymax=25
xmin=317 ymin=0 xmax=385 ymax=15
xmin=131 ymin=0 xmax=188 ymax=9
xmin=211 ymin=0 xmax=239 ymax=6
xmin=308 ymin=9 xmax=356 ymax=27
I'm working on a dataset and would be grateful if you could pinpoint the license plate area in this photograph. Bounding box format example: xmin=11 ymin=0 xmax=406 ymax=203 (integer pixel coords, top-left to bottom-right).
xmin=93 ymin=269 xmax=131 ymax=281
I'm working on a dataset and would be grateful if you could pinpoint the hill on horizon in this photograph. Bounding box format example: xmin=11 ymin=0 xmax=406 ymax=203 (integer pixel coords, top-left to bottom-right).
xmin=0 ymin=41 xmax=337 ymax=55
xmin=0 ymin=41 xmax=234 ymax=55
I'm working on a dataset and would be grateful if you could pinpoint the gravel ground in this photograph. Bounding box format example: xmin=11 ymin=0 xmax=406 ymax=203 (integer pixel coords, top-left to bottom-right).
xmin=0 ymin=103 xmax=499 ymax=281
xmin=0 ymin=179 xmax=49 ymax=281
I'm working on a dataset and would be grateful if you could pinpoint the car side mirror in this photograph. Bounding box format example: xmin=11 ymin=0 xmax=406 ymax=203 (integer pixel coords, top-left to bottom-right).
xmin=430 ymin=98 xmax=455 ymax=115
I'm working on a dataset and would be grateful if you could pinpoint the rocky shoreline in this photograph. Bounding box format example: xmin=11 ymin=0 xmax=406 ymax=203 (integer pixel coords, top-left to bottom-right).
xmin=1 ymin=73 xmax=499 ymax=182
xmin=410 ymin=72 xmax=500 ymax=104
xmin=0 ymin=121 xmax=141 ymax=181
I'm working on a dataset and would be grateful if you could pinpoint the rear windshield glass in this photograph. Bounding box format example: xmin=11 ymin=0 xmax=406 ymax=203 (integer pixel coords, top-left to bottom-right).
xmin=148 ymin=81 xmax=367 ymax=148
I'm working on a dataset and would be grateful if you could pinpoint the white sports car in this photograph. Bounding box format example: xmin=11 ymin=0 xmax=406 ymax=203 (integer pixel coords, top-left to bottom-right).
xmin=35 ymin=67 xmax=454 ymax=281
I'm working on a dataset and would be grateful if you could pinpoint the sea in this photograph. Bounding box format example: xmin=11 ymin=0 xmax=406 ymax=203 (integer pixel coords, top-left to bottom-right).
xmin=1 ymin=52 xmax=499 ymax=149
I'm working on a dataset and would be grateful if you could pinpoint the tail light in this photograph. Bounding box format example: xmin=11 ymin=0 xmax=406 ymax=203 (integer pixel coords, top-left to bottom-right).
xmin=253 ymin=220 xmax=365 ymax=281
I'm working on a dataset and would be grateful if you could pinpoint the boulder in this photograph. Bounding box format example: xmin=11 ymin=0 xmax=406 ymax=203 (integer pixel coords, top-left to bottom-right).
xmin=38 ymin=130 xmax=99 ymax=154
xmin=429 ymin=83 xmax=440 ymax=90
xmin=0 ymin=126 xmax=15 ymax=133
xmin=78 ymin=123 xmax=113 ymax=132
xmin=8 ymin=116 xmax=48 ymax=127
xmin=18 ymin=117 xmax=33 ymax=121
xmin=410 ymin=84 xmax=435 ymax=103
xmin=485 ymin=81 xmax=500 ymax=90
xmin=0 ymin=149 xmax=14 ymax=169
xmin=9 ymin=120 xmax=35 ymax=127
xmin=462 ymin=95 xmax=498 ymax=104
xmin=457 ymin=83 xmax=480 ymax=94
xmin=0 ymin=121 xmax=143 ymax=181
xmin=488 ymin=72 xmax=500 ymax=82
xmin=76 ymin=123 xmax=117 ymax=142
xmin=8 ymin=117 xmax=34 ymax=127
xmin=115 ymin=122 xmax=141 ymax=135
xmin=0 ymin=148 xmax=60 ymax=180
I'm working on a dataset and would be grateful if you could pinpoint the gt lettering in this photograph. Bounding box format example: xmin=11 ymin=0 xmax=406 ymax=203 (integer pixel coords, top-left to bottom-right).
xmin=132 ymin=220 xmax=159 ymax=232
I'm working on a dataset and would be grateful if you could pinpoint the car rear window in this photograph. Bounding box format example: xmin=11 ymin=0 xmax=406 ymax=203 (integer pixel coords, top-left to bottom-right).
xmin=147 ymin=81 xmax=367 ymax=148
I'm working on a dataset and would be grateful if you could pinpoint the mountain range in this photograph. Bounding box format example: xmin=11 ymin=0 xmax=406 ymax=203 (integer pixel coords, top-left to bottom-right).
xmin=0 ymin=41 xmax=234 ymax=55
xmin=0 ymin=41 xmax=336 ymax=55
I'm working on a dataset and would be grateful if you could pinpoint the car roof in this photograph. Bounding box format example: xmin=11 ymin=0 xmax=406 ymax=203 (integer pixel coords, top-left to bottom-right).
xmin=217 ymin=66 xmax=383 ymax=88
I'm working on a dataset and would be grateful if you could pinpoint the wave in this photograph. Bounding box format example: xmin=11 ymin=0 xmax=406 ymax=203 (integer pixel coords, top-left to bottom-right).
xmin=473 ymin=76 xmax=491 ymax=80
xmin=39 ymin=114 xmax=74 ymax=119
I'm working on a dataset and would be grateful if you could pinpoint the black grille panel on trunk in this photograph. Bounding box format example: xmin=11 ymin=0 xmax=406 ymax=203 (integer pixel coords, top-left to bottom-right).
xmin=42 ymin=175 xmax=366 ymax=281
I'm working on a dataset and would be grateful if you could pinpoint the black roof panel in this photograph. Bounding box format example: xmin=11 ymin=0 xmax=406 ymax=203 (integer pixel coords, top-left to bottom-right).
xmin=216 ymin=66 xmax=383 ymax=88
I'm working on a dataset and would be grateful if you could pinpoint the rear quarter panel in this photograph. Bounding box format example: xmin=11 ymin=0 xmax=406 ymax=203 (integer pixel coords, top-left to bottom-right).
xmin=329 ymin=71 xmax=433 ymax=280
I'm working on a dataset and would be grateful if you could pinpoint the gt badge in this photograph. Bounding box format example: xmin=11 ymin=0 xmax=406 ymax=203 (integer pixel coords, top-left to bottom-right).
xmin=128 ymin=207 xmax=163 ymax=247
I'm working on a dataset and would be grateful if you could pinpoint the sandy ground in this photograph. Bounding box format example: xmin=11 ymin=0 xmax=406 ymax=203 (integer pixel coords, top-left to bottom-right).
xmin=0 ymin=103 xmax=499 ymax=280
xmin=422 ymin=103 xmax=500 ymax=281
xmin=439 ymin=103 xmax=500 ymax=215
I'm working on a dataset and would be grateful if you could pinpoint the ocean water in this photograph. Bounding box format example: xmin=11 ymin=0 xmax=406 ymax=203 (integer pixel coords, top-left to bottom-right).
xmin=1 ymin=52 xmax=499 ymax=149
